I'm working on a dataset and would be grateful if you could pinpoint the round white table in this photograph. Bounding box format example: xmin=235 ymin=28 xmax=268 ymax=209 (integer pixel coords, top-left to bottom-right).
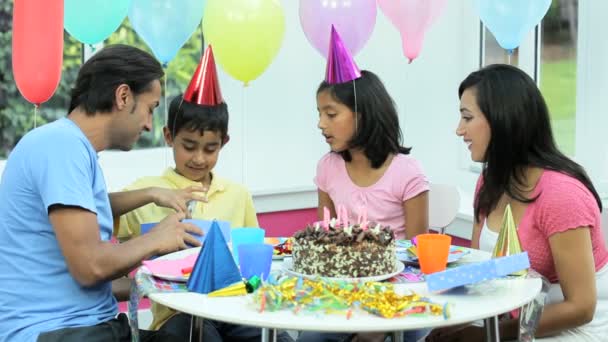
xmin=147 ymin=249 xmax=541 ymax=342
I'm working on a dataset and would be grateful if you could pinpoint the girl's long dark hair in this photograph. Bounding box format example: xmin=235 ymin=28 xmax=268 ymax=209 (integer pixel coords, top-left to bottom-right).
xmin=317 ymin=70 xmax=410 ymax=168
xmin=458 ymin=64 xmax=602 ymax=222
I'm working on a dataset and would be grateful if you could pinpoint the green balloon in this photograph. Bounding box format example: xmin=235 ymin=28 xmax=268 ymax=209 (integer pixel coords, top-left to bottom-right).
xmin=65 ymin=0 xmax=131 ymax=45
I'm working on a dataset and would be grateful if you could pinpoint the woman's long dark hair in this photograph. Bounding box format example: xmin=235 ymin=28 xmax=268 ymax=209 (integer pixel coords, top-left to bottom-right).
xmin=317 ymin=70 xmax=410 ymax=168
xmin=458 ymin=64 xmax=602 ymax=222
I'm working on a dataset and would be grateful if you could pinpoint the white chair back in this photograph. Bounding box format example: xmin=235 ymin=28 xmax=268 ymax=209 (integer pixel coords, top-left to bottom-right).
xmin=428 ymin=183 xmax=461 ymax=234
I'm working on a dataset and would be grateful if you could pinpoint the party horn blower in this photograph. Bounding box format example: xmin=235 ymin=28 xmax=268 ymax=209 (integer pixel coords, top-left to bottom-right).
xmin=208 ymin=281 xmax=248 ymax=297
xmin=492 ymin=204 xmax=527 ymax=276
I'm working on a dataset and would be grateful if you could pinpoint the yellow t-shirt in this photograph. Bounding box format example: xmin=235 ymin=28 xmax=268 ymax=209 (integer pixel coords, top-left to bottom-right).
xmin=116 ymin=168 xmax=258 ymax=330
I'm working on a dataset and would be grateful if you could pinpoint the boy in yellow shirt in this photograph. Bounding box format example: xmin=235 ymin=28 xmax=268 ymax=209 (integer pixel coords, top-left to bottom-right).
xmin=117 ymin=46 xmax=292 ymax=342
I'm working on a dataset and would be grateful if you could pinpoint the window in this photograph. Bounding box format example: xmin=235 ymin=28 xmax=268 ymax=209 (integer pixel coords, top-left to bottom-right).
xmin=0 ymin=1 xmax=82 ymax=159
xmin=463 ymin=0 xmax=578 ymax=173
xmin=0 ymin=1 xmax=204 ymax=159
xmin=105 ymin=19 xmax=204 ymax=149
xmin=540 ymin=0 xmax=577 ymax=156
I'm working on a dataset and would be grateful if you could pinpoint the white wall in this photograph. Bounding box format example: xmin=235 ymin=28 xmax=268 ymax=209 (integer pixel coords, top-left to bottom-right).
xmin=7 ymin=1 xmax=605 ymax=239
xmin=0 ymin=1 xmax=482 ymax=217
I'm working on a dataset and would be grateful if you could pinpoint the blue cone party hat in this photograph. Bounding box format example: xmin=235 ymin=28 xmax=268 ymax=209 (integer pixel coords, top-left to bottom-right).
xmin=187 ymin=220 xmax=243 ymax=294
xmin=325 ymin=25 xmax=361 ymax=84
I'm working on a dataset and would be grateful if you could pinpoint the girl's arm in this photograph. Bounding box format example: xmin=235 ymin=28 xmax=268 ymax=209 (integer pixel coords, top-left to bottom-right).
xmin=535 ymin=227 xmax=597 ymax=336
xmin=403 ymin=191 xmax=429 ymax=239
xmin=470 ymin=220 xmax=482 ymax=249
xmin=317 ymin=190 xmax=336 ymax=220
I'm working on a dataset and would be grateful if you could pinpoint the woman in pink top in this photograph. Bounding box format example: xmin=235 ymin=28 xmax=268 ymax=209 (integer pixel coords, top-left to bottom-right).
xmin=314 ymin=70 xmax=429 ymax=241
xmin=443 ymin=64 xmax=608 ymax=341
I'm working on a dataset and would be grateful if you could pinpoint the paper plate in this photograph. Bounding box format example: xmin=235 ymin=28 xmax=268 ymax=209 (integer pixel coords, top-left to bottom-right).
xmin=282 ymin=259 xmax=404 ymax=283
xmin=141 ymin=247 xmax=201 ymax=282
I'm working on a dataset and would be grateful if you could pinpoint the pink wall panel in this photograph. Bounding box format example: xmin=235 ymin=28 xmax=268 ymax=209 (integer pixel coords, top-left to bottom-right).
xmin=257 ymin=208 xmax=318 ymax=237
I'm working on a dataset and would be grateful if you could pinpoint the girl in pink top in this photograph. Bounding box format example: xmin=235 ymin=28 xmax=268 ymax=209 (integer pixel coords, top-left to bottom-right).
xmin=447 ymin=64 xmax=608 ymax=341
xmin=314 ymin=70 xmax=430 ymax=241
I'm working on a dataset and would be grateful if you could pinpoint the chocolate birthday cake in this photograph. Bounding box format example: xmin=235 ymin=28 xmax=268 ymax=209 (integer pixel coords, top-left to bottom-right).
xmin=292 ymin=222 xmax=396 ymax=278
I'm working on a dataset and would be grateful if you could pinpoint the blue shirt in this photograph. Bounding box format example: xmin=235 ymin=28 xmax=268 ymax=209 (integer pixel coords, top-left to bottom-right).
xmin=0 ymin=118 xmax=117 ymax=341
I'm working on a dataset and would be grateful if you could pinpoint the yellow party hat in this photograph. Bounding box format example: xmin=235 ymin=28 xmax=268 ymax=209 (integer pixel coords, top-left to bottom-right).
xmin=208 ymin=281 xmax=248 ymax=297
xmin=492 ymin=203 xmax=527 ymax=276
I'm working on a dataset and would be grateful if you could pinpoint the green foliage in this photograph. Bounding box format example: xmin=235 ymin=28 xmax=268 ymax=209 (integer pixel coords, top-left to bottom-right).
xmin=540 ymin=58 xmax=576 ymax=155
xmin=0 ymin=0 xmax=82 ymax=158
xmin=0 ymin=0 xmax=203 ymax=157
xmin=106 ymin=19 xmax=203 ymax=149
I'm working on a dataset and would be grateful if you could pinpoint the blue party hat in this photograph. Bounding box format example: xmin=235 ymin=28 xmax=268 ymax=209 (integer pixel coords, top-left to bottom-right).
xmin=187 ymin=220 xmax=242 ymax=294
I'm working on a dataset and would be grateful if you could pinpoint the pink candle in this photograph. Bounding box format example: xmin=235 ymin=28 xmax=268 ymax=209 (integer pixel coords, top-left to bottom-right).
xmin=323 ymin=206 xmax=330 ymax=230
xmin=339 ymin=205 xmax=348 ymax=228
xmin=361 ymin=207 xmax=368 ymax=230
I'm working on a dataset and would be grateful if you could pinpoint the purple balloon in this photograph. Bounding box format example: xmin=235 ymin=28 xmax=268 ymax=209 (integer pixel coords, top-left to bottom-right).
xmin=299 ymin=0 xmax=377 ymax=57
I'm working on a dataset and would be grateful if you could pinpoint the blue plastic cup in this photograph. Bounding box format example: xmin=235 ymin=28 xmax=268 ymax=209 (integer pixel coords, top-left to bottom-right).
xmin=238 ymin=243 xmax=273 ymax=280
xmin=140 ymin=222 xmax=157 ymax=235
xmin=140 ymin=219 xmax=231 ymax=244
xmin=231 ymin=228 xmax=265 ymax=264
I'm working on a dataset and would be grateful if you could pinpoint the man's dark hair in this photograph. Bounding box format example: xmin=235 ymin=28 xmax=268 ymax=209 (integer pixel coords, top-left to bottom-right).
xmin=69 ymin=44 xmax=164 ymax=115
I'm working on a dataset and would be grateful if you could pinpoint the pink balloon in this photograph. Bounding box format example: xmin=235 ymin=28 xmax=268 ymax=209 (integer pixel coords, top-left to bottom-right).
xmin=378 ymin=0 xmax=448 ymax=62
xmin=299 ymin=0 xmax=377 ymax=57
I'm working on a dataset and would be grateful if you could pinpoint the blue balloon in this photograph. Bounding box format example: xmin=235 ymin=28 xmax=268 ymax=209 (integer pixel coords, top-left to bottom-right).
xmin=475 ymin=0 xmax=552 ymax=51
xmin=129 ymin=0 xmax=206 ymax=65
xmin=65 ymin=0 xmax=131 ymax=45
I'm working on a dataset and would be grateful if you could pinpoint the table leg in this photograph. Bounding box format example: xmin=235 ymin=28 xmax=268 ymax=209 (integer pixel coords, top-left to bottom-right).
xmin=189 ymin=316 xmax=204 ymax=342
xmin=484 ymin=316 xmax=500 ymax=342
xmin=260 ymin=328 xmax=277 ymax=342
xmin=390 ymin=331 xmax=404 ymax=342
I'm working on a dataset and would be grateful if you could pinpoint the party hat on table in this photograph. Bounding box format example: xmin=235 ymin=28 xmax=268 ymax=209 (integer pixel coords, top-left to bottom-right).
xmin=187 ymin=220 xmax=243 ymax=294
xmin=492 ymin=204 xmax=527 ymax=276
xmin=183 ymin=45 xmax=224 ymax=106
xmin=208 ymin=281 xmax=247 ymax=297
xmin=325 ymin=25 xmax=361 ymax=84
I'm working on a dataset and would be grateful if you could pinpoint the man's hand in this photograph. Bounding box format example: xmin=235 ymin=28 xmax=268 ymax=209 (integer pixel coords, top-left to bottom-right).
xmin=147 ymin=212 xmax=204 ymax=255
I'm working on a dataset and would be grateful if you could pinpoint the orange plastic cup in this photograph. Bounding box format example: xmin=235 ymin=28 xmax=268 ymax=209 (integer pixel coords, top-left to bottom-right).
xmin=417 ymin=233 xmax=452 ymax=275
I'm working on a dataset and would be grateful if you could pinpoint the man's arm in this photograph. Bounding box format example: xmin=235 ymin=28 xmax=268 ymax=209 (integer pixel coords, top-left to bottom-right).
xmin=109 ymin=188 xmax=157 ymax=218
xmin=50 ymin=205 xmax=202 ymax=287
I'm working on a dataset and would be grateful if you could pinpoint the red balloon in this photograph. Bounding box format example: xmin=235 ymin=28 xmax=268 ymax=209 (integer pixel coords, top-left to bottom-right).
xmin=12 ymin=0 xmax=64 ymax=106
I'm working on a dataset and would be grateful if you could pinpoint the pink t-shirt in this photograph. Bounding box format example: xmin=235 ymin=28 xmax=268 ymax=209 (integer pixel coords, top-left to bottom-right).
xmin=476 ymin=170 xmax=608 ymax=283
xmin=314 ymin=152 xmax=429 ymax=239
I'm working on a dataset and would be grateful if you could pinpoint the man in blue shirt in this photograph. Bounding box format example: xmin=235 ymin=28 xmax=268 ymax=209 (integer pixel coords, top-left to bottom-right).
xmin=0 ymin=45 xmax=204 ymax=342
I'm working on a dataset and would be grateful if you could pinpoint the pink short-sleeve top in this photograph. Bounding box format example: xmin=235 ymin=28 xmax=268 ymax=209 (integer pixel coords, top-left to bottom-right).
xmin=476 ymin=170 xmax=608 ymax=282
xmin=314 ymin=152 xmax=429 ymax=239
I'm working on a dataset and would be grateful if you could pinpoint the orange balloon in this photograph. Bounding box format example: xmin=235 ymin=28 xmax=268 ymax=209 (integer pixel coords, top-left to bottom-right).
xmin=12 ymin=0 xmax=64 ymax=106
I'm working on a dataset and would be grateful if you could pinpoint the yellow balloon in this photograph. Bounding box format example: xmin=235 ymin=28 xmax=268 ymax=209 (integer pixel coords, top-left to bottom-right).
xmin=203 ymin=0 xmax=285 ymax=86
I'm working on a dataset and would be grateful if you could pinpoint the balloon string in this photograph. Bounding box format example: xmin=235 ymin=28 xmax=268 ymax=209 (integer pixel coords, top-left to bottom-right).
xmin=353 ymin=80 xmax=358 ymax=132
xmin=241 ymin=85 xmax=247 ymax=185
xmin=163 ymin=67 xmax=169 ymax=168
xmin=34 ymin=105 xmax=38 ymax=129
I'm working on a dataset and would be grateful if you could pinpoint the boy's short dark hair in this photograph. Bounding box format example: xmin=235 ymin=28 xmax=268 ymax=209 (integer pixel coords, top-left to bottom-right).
xmin=69 ymin=44 xmax=164 ymax=115
xmin=167 ymin=95 xmax=229 ymax=142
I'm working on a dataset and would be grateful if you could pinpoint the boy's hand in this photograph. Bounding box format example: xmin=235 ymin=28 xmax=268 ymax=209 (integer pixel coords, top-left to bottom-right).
xmin=150 ymin=186 xmax=208 ymax=216
xmin=148 ymin=212 xmax=204 ymax=255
